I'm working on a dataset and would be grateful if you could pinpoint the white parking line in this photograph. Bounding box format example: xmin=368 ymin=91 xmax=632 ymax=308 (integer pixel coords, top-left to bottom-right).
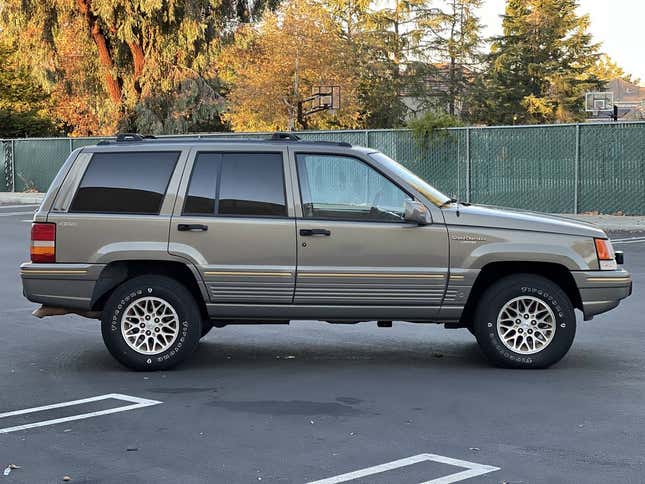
xmin=0 ymin=393 xmax=162 ymax=434
xmin=0 ymin=204 xmax=40 ymax=210
xmin=0 ymin=211 xmax=35 ymax=217
xmin=612 ymin=236 xmax=645 ymax=245
xmin=306 ymin=453 xmax=500 ymax=484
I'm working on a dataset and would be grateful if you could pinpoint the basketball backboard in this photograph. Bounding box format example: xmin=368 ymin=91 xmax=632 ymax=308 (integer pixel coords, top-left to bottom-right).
xmin=585 ymin=92 xmax=614 ymax=112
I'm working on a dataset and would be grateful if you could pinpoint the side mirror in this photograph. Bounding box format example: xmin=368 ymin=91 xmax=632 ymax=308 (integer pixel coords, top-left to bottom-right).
xmin=404 ymin=199 xmax=432 ymax=226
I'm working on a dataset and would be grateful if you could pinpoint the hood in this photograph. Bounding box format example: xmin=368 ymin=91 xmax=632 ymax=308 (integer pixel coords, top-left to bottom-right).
xmin=441 ymin=204 xmax=606 ymax=238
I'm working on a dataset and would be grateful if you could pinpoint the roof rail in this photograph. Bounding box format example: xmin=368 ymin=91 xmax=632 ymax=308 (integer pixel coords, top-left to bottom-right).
xmin=270 ymin=132 xmax=301 ymax=141
xmin=96 ymin=132 xmax=352 ymax=148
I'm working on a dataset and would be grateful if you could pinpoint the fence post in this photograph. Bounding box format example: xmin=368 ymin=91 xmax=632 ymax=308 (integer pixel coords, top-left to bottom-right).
xmin=465 ymin=127 xmax=471 ymax=203
xmin=69 ymin=137 xmax=73 ymax=156
xmin=10 ymin=139 xmax=15 ymax=192
xmin=364 ymin=130 xmax=369 ymax=148
xmin=574 ymin=124 xmax=580 ymax=214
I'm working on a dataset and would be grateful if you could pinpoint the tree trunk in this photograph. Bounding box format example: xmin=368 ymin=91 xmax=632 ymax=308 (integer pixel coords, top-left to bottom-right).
xmin=128 ymin=41 xmax=145 ymax=97
xmin=76 ymin=0 xmax=122 ymax=105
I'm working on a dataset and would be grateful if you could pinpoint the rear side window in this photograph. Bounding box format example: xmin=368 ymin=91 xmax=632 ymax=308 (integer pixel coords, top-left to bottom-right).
xmin=183 ymin=152 xmax=287 ymax=217
xmin=70 ymin=151 xmax=179 ymax=214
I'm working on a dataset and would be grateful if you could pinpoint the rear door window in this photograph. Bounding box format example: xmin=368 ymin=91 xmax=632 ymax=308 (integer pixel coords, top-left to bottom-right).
xmin=70 ymin=151 xmax=179 ymax=214
xmin=183 ymin=152 xmax=287 ymax=217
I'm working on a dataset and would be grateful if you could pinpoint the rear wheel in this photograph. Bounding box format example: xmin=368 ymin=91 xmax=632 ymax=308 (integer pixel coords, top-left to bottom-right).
xmin=472 ymin=274 xmax=576 ymax=369
xmin=101 ymin=275 xmax=202 ymax=371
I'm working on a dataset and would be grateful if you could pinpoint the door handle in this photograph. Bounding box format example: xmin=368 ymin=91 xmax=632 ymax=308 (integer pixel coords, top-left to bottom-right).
xmin=300 ymin=228 xmax=331 ymax=236
xmin=178 ymin=223 xmax=208 ymax=232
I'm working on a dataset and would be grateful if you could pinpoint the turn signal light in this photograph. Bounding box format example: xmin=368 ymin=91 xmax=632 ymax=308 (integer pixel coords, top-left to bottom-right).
xmin=594 ymin=238 xmax=616 ymax=270
xmin=31 ymin=223 xmax=56 ymax=263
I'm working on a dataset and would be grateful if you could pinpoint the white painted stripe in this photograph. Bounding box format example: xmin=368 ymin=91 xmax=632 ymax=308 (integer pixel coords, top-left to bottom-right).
xmin=612 ymin=236 xmax=645 ymax=242
xmin=306 ymin=453 xmax=500 ymax=484
xmin=0 ymin=211 xmax=34 ymax=217
xmin=0 ymin=393 xmax=162 ymax=434
xmin=613 ymin=239 xmax=645 ymax=245
xmin=0 ymin=204 xmax=40 ymax=210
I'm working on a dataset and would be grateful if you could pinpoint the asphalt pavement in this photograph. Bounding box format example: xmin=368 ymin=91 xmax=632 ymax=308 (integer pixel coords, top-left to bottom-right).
xmin=1 ymin=205 xmax=644 ymax=483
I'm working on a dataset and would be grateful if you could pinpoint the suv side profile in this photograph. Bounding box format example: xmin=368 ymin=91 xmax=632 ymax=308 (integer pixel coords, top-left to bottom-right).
xmin=21 ymin=134 xmax=632 ymax=370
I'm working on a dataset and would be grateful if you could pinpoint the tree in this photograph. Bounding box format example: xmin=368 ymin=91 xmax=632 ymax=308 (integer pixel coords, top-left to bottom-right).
xmin=220 ymin=0 xmax=362 ymax=131
xmin=0 ymin=38 xmax=60 ymax=138
xmin=361 ymin=0 xmax=441 ymax=127
xmin=472 ymin=0 xmax=602 ymax=125
xmin=421 ymin=0 xmax=483 ymax=117
xmin=0 ymin=0 xmax=274 ymax=135
xmin=590 ymin=54 xmax=639 ymax=85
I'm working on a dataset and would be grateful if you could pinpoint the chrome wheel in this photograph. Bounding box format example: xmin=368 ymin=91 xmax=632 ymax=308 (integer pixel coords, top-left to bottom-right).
xmin=496 ymin=296 xmax=556 ymax=355
xmin=121 ymin=296 xmax=179 ymax=355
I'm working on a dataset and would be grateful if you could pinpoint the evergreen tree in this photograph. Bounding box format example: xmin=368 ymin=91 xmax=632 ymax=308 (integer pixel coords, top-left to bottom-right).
xmin=422 ymin=0 xmax=483 ymax=117
xmin=473 ymin=0 xmax=602 ymax=124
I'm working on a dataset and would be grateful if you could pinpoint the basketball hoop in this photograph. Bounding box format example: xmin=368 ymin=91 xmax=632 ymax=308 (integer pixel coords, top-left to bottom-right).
xmin=297 ymin=86 xmax=341 ymax=129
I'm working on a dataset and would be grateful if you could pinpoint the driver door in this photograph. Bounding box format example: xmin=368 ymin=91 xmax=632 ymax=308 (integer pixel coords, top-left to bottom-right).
xmin=293 ymin=152 xmax=449 ymax=309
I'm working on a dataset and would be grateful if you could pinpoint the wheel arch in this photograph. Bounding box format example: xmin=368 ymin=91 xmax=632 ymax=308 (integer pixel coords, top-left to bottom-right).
xmin=90 ymin=260 xmax=209 ymax=320
xmin=460 ymin=261 xmax=582 ymax=327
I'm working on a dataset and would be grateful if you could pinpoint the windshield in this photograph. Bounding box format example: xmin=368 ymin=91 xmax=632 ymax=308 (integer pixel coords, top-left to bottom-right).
xmin=368 ymin=152 xmax=451 ymax=207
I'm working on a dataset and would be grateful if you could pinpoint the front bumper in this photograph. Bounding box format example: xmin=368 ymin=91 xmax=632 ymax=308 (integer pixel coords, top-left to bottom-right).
xmin=20 ymin=262 xmax=105 ymax=310
xmin=572 ymin=268 xmax=632 ymax=320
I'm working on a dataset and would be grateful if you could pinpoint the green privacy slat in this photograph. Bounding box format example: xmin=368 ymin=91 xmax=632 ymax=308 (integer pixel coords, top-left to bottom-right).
xmin=0 ymin=142 xmax=7 ymax=191
xmin=469 ymin=125 xmax=577 ymax=213
xmin=13 ymin=139 xmax=70 ymax=192
xmin=578 ymin=123 xmax=645 ymax=215
xmin=1 ymin=124 xmax=644 ymax=215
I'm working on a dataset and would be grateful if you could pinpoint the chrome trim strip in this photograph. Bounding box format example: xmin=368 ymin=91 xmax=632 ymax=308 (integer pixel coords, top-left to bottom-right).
xmin=204 ymin=271 xmax=293 ymax=277
xmin=298 ymin=273 xmax=445 ymax=279
xmin=21 ymin=270 xmax=88 ymax=275
xmin=586 ymin=277 xmax=632 ymax=283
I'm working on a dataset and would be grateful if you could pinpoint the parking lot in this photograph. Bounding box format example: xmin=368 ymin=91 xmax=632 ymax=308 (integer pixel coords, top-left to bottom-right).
xmin=1 ymin=205 xmax=644 ymax=483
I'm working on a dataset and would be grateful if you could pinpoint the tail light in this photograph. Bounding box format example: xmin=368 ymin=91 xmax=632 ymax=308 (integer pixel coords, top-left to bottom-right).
xmin=594 ymin=238 xmax=617 ymax=271
xmin=31 ymin=223 xmax=56 ymax=263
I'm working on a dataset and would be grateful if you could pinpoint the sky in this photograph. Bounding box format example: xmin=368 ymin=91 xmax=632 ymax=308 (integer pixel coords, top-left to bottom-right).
xmin=478 ymin=0 xmax=644 ymax=85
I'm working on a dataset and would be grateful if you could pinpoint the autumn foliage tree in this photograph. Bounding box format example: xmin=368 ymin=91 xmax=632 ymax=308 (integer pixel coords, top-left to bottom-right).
xmin=0 ymin=0 xmax=273 ymax=135
xmin=220 ymin=0 xmax=362 ymax=131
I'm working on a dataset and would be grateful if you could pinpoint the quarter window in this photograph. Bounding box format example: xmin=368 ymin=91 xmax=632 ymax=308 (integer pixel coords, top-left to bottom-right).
xmin=183 ymin=152 xmax=287 ymax=217
xmin=70 ymin=151 xmax=179 ymax=214
xmin=296 ymin=154 xmax=410 ymax=222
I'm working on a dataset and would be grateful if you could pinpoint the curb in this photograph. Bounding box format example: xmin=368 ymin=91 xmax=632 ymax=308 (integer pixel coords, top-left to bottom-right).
xmin=0 ymin=192 xmax=45 ymax=205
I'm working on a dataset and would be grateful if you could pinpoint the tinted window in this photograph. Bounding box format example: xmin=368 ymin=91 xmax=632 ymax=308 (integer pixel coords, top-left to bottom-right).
xmin=70 ymin=151 xmax=179 ymax=214
xmin=218 ymin=153 xmax=286 ymax=217
xmin=296 ymin=154 xmax=410 ymax=222
xmin=183 ymin=153 xmax=221 ymax=215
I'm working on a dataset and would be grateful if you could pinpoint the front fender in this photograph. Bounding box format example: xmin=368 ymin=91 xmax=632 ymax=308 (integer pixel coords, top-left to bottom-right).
xmin=448 ymin=227 xmax=599 ymax=271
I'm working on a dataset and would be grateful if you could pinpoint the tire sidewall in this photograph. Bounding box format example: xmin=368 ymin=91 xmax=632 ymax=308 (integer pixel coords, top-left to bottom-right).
xmin=475 ymin=275 xmax=576 ymax=369
xmin=101 ymin=276 xmax=201 ymax=371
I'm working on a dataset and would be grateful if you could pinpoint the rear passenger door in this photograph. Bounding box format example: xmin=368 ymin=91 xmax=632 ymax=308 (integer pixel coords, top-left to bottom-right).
xmin=170 ymin=148 xmax=297 ymax=304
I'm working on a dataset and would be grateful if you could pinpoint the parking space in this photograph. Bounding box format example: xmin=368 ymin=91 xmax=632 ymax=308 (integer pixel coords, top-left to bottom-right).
xmin=1 ymin=211 xmax=644 ymax=483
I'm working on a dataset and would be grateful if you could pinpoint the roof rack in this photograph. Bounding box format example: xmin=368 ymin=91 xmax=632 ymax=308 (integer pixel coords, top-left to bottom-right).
xmin=98 ymin=132 xmax=352 ymax=148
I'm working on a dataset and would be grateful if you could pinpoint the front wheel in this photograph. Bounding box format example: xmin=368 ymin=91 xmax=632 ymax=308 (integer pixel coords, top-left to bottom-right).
xmin=101 ymin=275 xmax=202 ymax=371
xmin=472 ymin=274 xmax=576 ymax=369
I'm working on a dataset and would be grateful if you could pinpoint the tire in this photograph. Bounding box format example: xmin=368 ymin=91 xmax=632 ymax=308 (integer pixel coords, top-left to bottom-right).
xmin=201 ymin=321 xmax=214 ymax=338
xmin=101 ymin=275 xmax=202 ymax=371
xmin=472 ymin=274 xmax=576 ymax=369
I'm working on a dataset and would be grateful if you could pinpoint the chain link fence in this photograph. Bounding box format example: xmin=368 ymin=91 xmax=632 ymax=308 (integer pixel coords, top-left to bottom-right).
xmin=2 ymin=122 xmax=644 ymax=214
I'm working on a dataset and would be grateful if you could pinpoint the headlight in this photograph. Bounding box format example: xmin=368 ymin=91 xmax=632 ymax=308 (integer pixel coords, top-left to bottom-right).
xmin=594 ymin=238 xmax=617 ymax=270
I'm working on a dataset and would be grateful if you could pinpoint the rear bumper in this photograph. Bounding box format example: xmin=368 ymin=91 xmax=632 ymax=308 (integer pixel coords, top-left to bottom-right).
xmin=572 ymin=269 xmax=632 ymax=320
xmin=20 ymin=263 xmax=105 ymax=310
